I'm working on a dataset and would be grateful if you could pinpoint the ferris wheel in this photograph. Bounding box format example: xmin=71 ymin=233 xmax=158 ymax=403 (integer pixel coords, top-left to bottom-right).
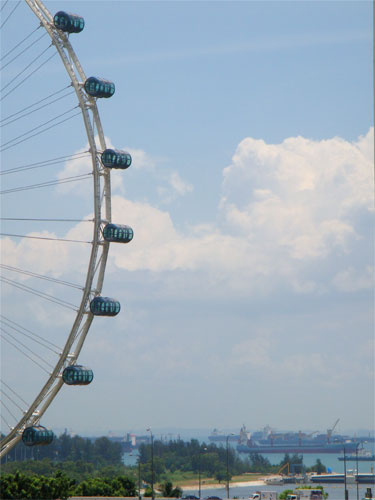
xmin=0 ymin=0 xmax=132 ymax=458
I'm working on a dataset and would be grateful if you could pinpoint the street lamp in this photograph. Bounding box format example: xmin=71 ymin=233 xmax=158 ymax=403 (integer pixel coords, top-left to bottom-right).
xmin=146 ymin=428 xmax=154 ymax=500
xmin=198 ymin=446 xmax=207 ymax=499
xmin=343 ymin=446 xmax=348 ymax=500
xmin=226 ymin=434 xmax=235 ymax=500
xmin=138 ymin=456 xmax=142 ymax=500
xmin=356 ymin=442 xmax=360 ymax=500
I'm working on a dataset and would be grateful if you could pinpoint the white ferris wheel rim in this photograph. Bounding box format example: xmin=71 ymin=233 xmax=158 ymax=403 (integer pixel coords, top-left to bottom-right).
xmin=0 ymin=0 xmax=112 ymax=457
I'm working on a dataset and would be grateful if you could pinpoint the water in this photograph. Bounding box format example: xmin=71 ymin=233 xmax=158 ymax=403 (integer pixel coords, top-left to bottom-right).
xmin=242 ymin=451 xmax=375 ymax=474
xmin=123 ymin=451 xmax=140 ymax=466
xmin=122 ymin=446 xmax=375 ymax=473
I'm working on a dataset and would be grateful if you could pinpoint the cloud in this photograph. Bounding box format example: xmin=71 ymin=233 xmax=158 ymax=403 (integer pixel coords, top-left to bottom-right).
xmin=332 ymin=266 xmax=374 ymax=292
xmin=3 ymin=128 xmax=373 ymax=302
xmin=107 ymin=128 xmax=373 ymax=298
xmin=231 ymin=335 xmax=272 ymax=368
xmin=157 ymin=171 xmax=194 ymax=204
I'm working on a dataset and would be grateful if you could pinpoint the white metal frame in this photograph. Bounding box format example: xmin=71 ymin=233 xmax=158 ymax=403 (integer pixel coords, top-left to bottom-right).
xmin=0 ymin=0 xmax=111 ymax=457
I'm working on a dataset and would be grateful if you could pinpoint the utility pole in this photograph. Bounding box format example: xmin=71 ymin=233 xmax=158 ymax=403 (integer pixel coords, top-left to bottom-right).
xmin=147 ymin=428 xmax=154 ymax=500
xmin=226 ymin=434 xmax=234 ymax=499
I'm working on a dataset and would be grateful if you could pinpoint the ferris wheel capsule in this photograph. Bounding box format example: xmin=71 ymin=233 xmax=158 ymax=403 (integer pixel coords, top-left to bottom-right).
xmin=22 ymin=426 xmax=54 ymax=447
xmin=101 ymin=149 xmax=132 ymax=169
xmin=90 ymin=296 xmax=121 ymax=316
xmin=84 ymin=77 xmax=115 ymax=98
xmin=53 ymin=11 xmax=85 ymax=33
xmin=62 ymin=365 xmax=94 ymax=385
xmin=103 ymin=224 xmax=134 ymax=243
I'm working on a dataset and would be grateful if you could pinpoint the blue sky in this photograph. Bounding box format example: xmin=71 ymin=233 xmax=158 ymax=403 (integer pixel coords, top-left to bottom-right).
xmin=1 ymin=0 xmax=373 ymax=439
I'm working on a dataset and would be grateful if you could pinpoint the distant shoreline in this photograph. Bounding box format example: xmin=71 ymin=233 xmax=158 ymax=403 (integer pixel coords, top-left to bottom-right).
xmin=180 ymin=479 xmax=267 ymax=491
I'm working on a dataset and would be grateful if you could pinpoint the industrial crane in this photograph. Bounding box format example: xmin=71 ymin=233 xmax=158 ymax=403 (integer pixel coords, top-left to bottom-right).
xmin=327 ymin=419 xmax=340 ymax=442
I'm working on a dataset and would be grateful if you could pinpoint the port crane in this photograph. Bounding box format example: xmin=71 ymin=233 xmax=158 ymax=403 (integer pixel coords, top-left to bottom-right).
xmin=327 ymin=419 xmax=340 ymax=442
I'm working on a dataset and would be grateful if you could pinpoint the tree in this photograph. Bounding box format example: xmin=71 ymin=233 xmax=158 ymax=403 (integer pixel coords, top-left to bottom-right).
xmin=215 ymin=468 xmax=229 ymax=483
xmin=306 ymin=459 xmax=327 ymax=474
xmin=160 ymin=480 xmax=183 ymax=497
xmin=279 ymin=489 xmax=294 ymax=499
xmin=73 ymin=475 xmax=136 ymax=496
xmin=0 ymin=471 xmax=75 ymax=500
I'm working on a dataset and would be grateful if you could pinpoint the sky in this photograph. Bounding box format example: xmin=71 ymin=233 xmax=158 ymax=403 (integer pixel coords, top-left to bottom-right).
xmin=0 ymin=0 xmax=374 ymax=440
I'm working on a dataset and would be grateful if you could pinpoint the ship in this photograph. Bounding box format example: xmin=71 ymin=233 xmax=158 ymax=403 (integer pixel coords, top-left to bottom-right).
xmin=310 ymin=473 xmax=375 ymax=484
xmin=338 ymin=449 xmax=375 ymax=461
xmin=237 ymin=422 xmax=358 ymax=455
xmin=208 ymin=429 xmax=240 ymax=442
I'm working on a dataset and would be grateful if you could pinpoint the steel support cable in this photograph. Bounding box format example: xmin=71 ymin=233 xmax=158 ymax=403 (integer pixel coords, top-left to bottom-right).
xmin=1 ymin=379 xmax=29 ymax=408
xmin=0 ymin=1 xmax=9 ymax=13
xmin=0 ymin=264 xmax=84 ymax=291
xmin=1 ymin=151 xmax=90 ymax=175
xmin=0 ymin=232 xmax=92 ymax=244
xmin=0 ymin=321 xmax=61 ymax=355
xmin=1 ymin=413 xmax=12 ymax=432
xmin=0 ymin=25 xmax=41 ymax=61
xmin=1 ymin=42 xmax=53 ymax=92
xmin=0 ymin=315 xmax=61 ymax=351
xmin=0 ymin=31 xmax=48 ymax=71
xmin=1 ymin=90 xmax=75 ymax=127
xmin=0 ymin=85 xmax=72 ymax=123
xmin=0 ymin=276 xmax=78 ymax=310
xmin=0 ymin=110 xmax=81 ymax=152
xmin=1 ymin=105 xmax=80 ymax=148
xmin=0 ymin=217 xmax=93 ymax=223
xmin=0 ymin=50 xmax=57 ymax=101
xmin=0 ymin=388 xmax=25 ymax=414
xmin=0 ymin=0 xmax=21 ymax=29
xmin=1 ymin=332 xmax=52 ymax=374
xmin=0 ymin=172 xmax=92 ymax=194
xmin=0 ymin=400 xmax=18 ymax=425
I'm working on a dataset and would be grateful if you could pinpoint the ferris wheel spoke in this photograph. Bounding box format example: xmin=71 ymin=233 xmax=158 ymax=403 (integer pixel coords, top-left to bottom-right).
xmin=0 ymin=276 xmax=79 ymax=310
xmin=0 ymin=388 xmax=27 ymax=415
xmin=0 ymin=315 xmax=62 ymax=352
xmin=1 ymin=380 xmax=30 ymax=409
xmin=0 ymin=31 xmax=48 ymax=72
xmin=0 ymin=264 xmax=84 ymax=290
xmin=1 ymin=401 xmax=19 ymax=427
xmin=1 ymin=89 xmax=75 ymax=127
xmin=1 ymin=105 xmax=79 ymax=148
xmin=1 ymin=333 xmax=54 ymax=374
xmin=0 ymin=320 xmax=62 ymax=355
xmin=0 ymin=109 xmax=81 ymax=152
xmin=0 ymin=24 xmax=42 ymax=61
xmin=0 ymin=151 xmax=90 ymax=175
xmin=1 ymin=42 xmax=54 ymax=93
xmin=0 ymin=233 xmax=91 ymax=244
xmin=0 ymin=50 xmax=58 ymax=102
xmin=0 ymin=171 xmax=91 ymax=194
xmin=0 ymin=1 xmax=22 ymax=29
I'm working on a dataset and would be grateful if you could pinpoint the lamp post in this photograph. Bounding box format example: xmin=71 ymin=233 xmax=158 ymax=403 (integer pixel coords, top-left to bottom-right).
xmin=138 ymin=457 xmax=142 ymax=500
xmin=356 ymin=442 xmax=360 ymax=500
xmin=198 ymin=446 xmax=207 ymax=499
xmin=343 ymin=446 xmax=348 ymax=500
xmin=226 ymin=434 xmax=235 ymax=500
xmin=147 ymin=428 xmax=154 ymax=500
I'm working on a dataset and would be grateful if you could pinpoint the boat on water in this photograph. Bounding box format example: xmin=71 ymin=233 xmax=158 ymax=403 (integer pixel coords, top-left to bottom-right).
xmin=237 ymin=424 xmax=358 ymax=454
xmin=338 ymin=450 xmax=375 ymax=461
xmin=310 ymin=473 xmax=375 ymax=484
